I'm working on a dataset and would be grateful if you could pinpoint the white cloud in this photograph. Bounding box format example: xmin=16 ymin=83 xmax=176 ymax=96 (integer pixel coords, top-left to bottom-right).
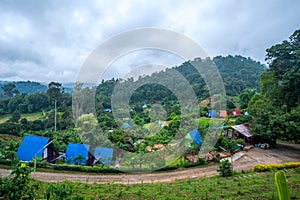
xmin=0 ymin=0 xmax=299 ymax=83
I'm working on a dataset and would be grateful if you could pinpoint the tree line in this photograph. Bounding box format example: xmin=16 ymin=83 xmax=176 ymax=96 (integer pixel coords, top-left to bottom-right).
xmin=237 ymin=29 xmax=300 ymax=144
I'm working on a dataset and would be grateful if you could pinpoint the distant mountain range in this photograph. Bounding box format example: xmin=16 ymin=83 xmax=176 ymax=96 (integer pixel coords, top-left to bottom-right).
xmin=0 ymin=81 xmax=73 ymax=96
xmin=0 ymin=81 xmax=47 ymax=94
xmin=0 ymin=55 xmax=266 ymax=97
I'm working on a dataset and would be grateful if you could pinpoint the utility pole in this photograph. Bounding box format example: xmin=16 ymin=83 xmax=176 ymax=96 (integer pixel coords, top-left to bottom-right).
xmin=54 ymin=99 xmax=57 ymax=132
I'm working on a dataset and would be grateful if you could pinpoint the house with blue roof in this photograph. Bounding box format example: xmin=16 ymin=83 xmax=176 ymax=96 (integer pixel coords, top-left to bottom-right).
xmin=17 ymin=135 xmax=59 ymax=162
xmin=94 ymin=147 xmax=114 ymax=164
xmin=208 ymin=110 xmax=217 ymax=118
xmin=123 ymin=123 xmax=133 ymax=129
xmin=65 ymin=143 xmax=90 ymax=165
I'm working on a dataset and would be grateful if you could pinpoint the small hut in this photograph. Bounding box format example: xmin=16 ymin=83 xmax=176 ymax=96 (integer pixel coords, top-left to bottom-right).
xmin=94 ymin=147 xmax=114 ymax=164
xmin=208 ymin=110 xmax=217 ymax=118
xmin=232 ymin=108 xmax=241 ymax=116
xmin=219 ymin=110 xmax=228 ymax=118
xmin=65 ymin=143 xmax=90 ymax=165
xmin=231 ymin=124 xmax=252 ymax=143
xmin=17 ymin=135 xmax=59 ymax=162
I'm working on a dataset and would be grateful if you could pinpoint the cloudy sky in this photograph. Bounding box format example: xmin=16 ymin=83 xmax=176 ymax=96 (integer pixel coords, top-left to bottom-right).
xmin=0 ymin=0 xmax=300 ymax=83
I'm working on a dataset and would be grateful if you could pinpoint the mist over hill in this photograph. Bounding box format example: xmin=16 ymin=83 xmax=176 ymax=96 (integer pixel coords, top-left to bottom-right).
xmin=0 ymin=55 xmax=266 ymax=98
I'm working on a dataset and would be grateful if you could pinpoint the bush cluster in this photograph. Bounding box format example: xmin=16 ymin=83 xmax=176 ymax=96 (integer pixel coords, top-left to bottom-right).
xmin=253 ymin=162 xmax=300 ymax=172
xmin=218 ymin=159 xmax=233 ymax=177
xmin=0 ymin=162 xmax=38 ymax=199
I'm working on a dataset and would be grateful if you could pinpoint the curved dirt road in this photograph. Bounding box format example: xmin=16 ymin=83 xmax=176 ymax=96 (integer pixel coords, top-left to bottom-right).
xmin=1 ymin=143 xmax=299 ymax=184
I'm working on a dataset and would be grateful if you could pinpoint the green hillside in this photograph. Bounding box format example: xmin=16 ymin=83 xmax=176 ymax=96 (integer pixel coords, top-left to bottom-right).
xmin=0 ymin=81 xmax=47 ymax=97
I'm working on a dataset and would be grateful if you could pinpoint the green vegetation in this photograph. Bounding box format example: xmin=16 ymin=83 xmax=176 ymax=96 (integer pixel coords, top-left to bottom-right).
xmin=0 ymin=54 xmax=266 ymax=156
xmin=218 ymin=159 xmax=233 ymax=177
xmin=0 ymin=112 xmax=43 ymax=124
xmin=213 ymin=55 xmax=265 ymax=96
xmin=274 ymin=171 xmax=290 ymax=200
xmin=0 ymin=29 xmax=299 ymax=180
xmin=0 ymin=81 xmax=47 ymax=98
xmin=33 ymin=168 xmax=300 ymax=199
xmin=253 ymin=162 xmax=300 ymax=172
xmin=239 ymin=29 xmax=300 ymax=145
xmin=0 ymin=162 xmax=38 ymax=200
xmin=45 ymin=181 xmax=74 ymax=200
xmin=1 ymin=163 xmax=300 ymax=199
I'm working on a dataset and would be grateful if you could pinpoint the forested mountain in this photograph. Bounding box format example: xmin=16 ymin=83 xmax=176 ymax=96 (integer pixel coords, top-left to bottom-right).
xmin=96 ymin=55 xmax=266 ymax=108
xmin=174 ymin=55 xmax=266 ymax=97
xmin=0 ymin=81 xmax=47 ymax=97
xmin=0 ymin=54 xmax=272 ymax=153
xmin=0 ymin=81 xmax=74 ymax=98
xmin=0 ymin=55 xmax=264 ymax=101
xmin=0 ymin=54 xmax=265 ymax=121
xmin=213 ymin=55 xmax=266 ymax=96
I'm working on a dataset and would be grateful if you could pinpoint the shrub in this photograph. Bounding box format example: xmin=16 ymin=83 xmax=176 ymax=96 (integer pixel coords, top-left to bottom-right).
xmin=235 ymin=139 xmax=246 ymax=145
xmin=197 ymin=157 xmax=207 ymax=165
xmin=0 ymin=162 xmax=38 ymax=199
xmin=218 ymin=159 xmax=233 ymax=177
xmin=0 ymin=122 xmax=21 ymax=136
xmin=183 ymin=158 xmax=207 ymax=168
xmin=45 ymin=181 xmax=73 ymax=200
xmin=215 ymin=135 xmax=237 ymax=152
xmin=253 ymin=162 xmax=300 ymax=172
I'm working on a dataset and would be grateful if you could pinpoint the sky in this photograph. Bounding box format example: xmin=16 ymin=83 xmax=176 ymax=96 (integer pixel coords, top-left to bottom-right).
xmin=0 ymin=0 xmax=300 ymax=83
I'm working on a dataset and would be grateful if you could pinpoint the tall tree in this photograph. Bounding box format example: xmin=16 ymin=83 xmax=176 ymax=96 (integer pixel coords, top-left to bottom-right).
xmin=47 ymin=82 xmax=63 ymax=104
xmin=1 ymin=83 xmax=19 ymax=98
xmin=239 ymin=88 xmax=256 ymax=109
xmin=266 ymin=29 xmax=300 ymax=109
xmin=247 ymin=29 xmax=300 ymax=145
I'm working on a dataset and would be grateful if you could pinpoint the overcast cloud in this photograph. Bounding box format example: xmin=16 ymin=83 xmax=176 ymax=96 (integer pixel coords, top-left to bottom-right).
xmin=0 ymin=0 xmax=299 ymax=83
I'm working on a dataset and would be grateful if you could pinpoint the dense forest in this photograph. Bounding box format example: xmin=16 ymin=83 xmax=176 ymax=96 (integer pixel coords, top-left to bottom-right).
xmin=238 ymin=29 xmax=300 ymax=144
xmin=2 ymin=27 xmax=300 ymax=154
xmin=0 ymin=54 xmax=266 ymax=152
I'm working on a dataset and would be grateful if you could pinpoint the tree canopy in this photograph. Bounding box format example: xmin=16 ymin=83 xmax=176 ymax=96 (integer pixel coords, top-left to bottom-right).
xmin=245 ymin=29 xmax=300 ymax=144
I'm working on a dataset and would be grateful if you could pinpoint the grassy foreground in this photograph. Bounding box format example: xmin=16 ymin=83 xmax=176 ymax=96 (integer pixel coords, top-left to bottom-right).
xmin=34 ymin=168 xmax=300 ymax=200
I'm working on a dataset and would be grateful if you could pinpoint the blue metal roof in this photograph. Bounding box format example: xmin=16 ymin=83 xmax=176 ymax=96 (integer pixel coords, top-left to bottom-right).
xmin=208 ymin=110 xmax=217 ymax=118
xmin=17 ymin=135 xmax=50 ymax=161
xmin=123 ymin=123 xmax=133 ymax=129
xmin=189 ymin=130 xmax=203 ymax=149
xmin=65 ymin=143 xmax=90 ymax=164
xmin=94 ymin=147 xmax=114 ymax=164
xmin=212 ymin=126 xmax=230 ymax=130
xmin=104 ymin=108 xmax=112 ymax=112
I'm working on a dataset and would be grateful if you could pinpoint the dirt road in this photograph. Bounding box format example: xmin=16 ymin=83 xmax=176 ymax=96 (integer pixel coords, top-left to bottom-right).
xmin=1 ymin=143 xmax=299 ymax=184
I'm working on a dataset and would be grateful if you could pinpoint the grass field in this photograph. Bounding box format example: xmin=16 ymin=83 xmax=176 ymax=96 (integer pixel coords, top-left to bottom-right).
xmin=0 ymin=112 xmax=44 ymax=124
xmin=34 ymin=168 xmax=300 ymax=199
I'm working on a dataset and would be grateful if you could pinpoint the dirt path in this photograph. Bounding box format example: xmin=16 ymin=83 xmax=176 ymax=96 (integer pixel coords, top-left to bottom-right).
xmin=1 ymin=142 xmax=299 ymax=184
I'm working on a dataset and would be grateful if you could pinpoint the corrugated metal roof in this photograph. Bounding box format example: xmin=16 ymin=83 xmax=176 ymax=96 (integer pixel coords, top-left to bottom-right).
xmin=65 ymin=143 xmax=90 ymax=164
xmin=231 ymin=124 xmax=252 ymax=138
xmin=16 ymin=135 xmax=50 ymax=161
